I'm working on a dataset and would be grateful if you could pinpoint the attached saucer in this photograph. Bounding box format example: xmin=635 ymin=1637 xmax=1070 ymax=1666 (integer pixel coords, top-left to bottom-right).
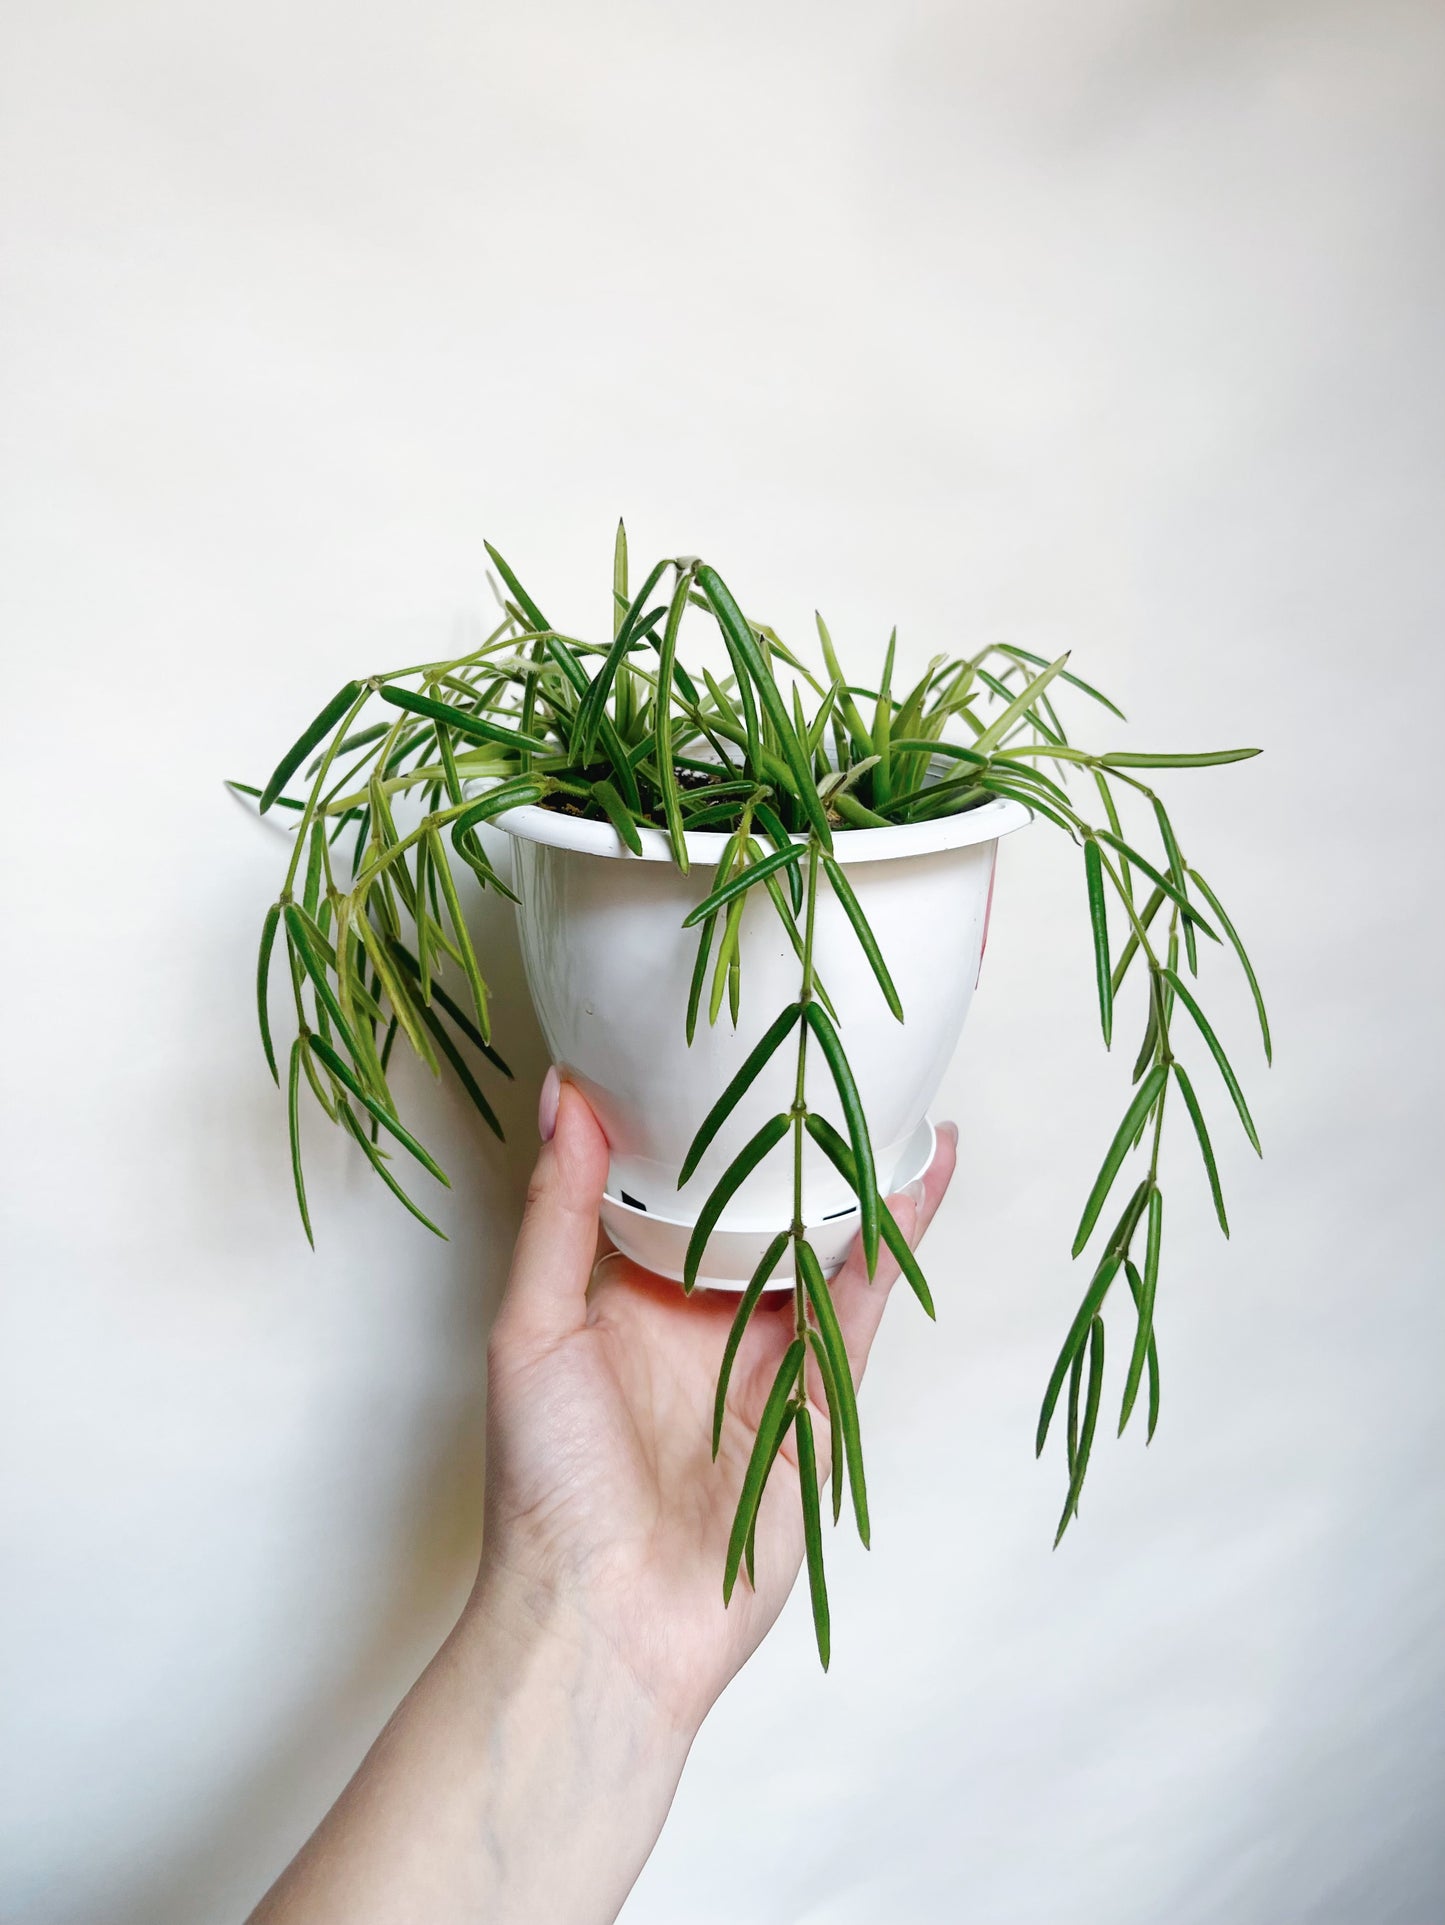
xmin=598 ymin=1116 xmax=938 ymax=1293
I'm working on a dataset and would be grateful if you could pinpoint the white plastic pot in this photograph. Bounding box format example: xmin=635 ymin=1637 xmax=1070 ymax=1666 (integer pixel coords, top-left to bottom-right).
xmin=492 ymin=794 xmax=1029 ymax=1289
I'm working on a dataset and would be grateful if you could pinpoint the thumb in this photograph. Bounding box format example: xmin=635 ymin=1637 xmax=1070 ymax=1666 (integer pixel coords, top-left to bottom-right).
xmin=497 ymin=1070 xmax=610 ymax=1347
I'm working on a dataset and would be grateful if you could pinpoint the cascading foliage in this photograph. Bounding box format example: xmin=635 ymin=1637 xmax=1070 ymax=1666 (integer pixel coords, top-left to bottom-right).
xmin=234 ymin=523 xmax=1270 ymax=1666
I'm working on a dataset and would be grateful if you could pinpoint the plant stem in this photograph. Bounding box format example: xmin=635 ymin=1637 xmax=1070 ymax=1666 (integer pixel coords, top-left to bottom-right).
xmin=792 ymin=839 xmax=821 ymax=1359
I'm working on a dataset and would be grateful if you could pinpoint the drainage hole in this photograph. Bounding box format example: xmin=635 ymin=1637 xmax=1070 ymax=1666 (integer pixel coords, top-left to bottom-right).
xmin=620 ymin=1190 xmax=648 ymax=1212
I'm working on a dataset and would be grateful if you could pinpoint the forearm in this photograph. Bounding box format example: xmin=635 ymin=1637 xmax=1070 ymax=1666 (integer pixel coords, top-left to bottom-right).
xmin=248 ymin=1580 xmax=696 ymax=1925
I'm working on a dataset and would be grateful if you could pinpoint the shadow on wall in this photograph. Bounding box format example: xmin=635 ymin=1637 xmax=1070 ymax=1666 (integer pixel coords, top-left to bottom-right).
xmin=112 ymin=837 xmax=553 ymax=1925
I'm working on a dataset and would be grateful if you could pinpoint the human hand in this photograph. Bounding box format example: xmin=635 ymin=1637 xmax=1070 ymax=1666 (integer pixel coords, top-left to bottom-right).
xmin=471 ymin=1070 xmax=957 ymax=1738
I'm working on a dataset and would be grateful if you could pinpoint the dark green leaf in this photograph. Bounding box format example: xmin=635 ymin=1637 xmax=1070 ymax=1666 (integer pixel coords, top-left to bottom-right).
xmin=684 ymin=1112 xmax=791 ymax=1292
xmin=1161 ymin=967 xmax=1261 ymax=1154
xmin=686 ymin=911 xmax=717 ymax=1046
xmin=803 ymin=1113 xmax=935 ymax=1318
xmin=805 ymin=1002 xmax=879 ymax=1276
xmin=654 ymin=567 xmax=696 ymax=872
xmin=337 ymin=1099 xmax=448 ymax=1239
xmin=1119 ymin=1186 xmax=1162 ymax=1434
xmin=576 ymin=558 xmax=670 ymax=759
xmin=414 ymin=998 xmax=504 ymax=1141
xmin=380 ymin=683 xmax=549 ymax=754
xmin=794 ymin=1407 xmax=831 ymax=1669
xmin=1072 ymin=1063 xmax=1167 ymax=1257
xmin=287 ymin=1037 xmax=315 ymax=1248
xmin=260 ymin=680 xmax=364 ymax=813
xmin=283 ymin=905 xmax=366 ymax=1077
xmin=682 ymin=844 xmax=806 ymax=928
xmin=1124 ymin=1259 xmax=1162 ymax=1441
xmin=307 ymin=1033 xmax=451 ymax=1186
xmin=256 ymin=904 xmax=281 ymax=1083
xmin=806 ymin=1327 xmax=846 ymax=1525
xmin=1173 ymin=1062 xmax=1230 ymax=1234
xmin=1187 ymin=869 xmax=1272 ymax=1064
xmin=696 ymin=566 xmax=834 ymax=850
xmin=723 ymin=1338 xmax=805 ymax=1603
xmin=1095 ymin=829 xmax=1218 ymax=942
xmin=822 ymin=854 xmax=903 ymax=1021
xmin=589 ymin=777 xmax=644 ymax=855
xmin=712 ymin=1232 xmax=789 ymax=1458
xmin=1084 ymin=839 xmax=1112 ymax=1048
xmin=1055 ymin=1317 xmax=1104 ymax=1546
xmin=679 ymin=1004 xmax=801 ymax=1188
xmin=799 ymin=1239 xmax=869 ymax=1546
xmin=449 ymin=777 xmax=549 ymax=846
xmin=1110 ymin=885 xmax=1165 ymax=995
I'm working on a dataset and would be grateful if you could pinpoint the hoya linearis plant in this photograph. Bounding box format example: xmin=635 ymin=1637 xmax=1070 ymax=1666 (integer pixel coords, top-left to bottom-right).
xmin=233 ymin=523 xmax=1270 ymax=1665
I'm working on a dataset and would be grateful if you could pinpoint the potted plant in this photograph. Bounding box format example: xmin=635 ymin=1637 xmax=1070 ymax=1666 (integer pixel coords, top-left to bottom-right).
xmin=233 ymin=524 xmax=1270 ymax=1666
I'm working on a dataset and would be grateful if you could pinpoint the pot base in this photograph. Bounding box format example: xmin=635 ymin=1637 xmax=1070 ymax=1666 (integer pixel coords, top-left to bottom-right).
xmin=599 ymin=1117 xmax=938 ymax=1293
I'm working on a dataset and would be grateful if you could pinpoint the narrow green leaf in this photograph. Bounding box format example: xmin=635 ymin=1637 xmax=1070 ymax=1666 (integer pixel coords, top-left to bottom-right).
xmin=712 ymin=1232 xmax=789 ymax=1458
xmin=286 ymin=1037 xmax=315 ymax=1248
xmin=414 ymin=998 xmax=504 ymax=1141
xmin=794 ymin=1407 xmax=831 ymax=1669
xmin=307 ymin=1033 xmax=450 ymax=1186
xmin=1101 ymin=748 xmax=1261 ymax=769
xmin=970 ymin=653 xmax=1070 ymax=755
xmin=686 ymin=911 xmax=717 ymax=1046
xmin=449 ymin=777 xmax=549 ymax=846
xmin=1187 ymin=869 xmax=1272 ymax=1064
xmin=426 ymin=827 xmax=490 ymax=1044
xmin=993 ymin=644 xmax=1127 ymax=721
xmin=589 ymin=777 xmax=644 ymax=855
xmin=1119 ymin=1186 xmax=1162 ymax=1434
xmin=654 ymin=567 xmax=696 ymax=873
xmin=260 ymin=680 xmax=364 ymax=813
xmin=380 ymin=683 xmax=549 ymax=754
xmin=683 ymin=1112 xmax=791 ymax=1292
xmin=814 ymin=612 xmax=873 ymax=757
xmin=723 ymin=1338 xmax=805 ymax=1603
xmin=754 ymin=800 xmax=802 ymax=911
xmin=612 ymin=519 xmax=628 ymax=635
xmin=337 ymin=1100 xmax=448 ymax=1239
xmin=1173 ymin=1062 xmax=1230 ymax=1234
xmin=822 ymin=854 xmax=903 ymax=1021
xmin=1161 ymin=967 xmax=1261 ymax=1154
xmin=679 ymin=1004 xmax=801 ymax=1188
xmin=283 ymin=905 xmax=365 ymax=1076
xmin=803 ymin=1114 xmax=935 ymax=1318
xmin=482 ymin=540 xmax=549 ymax=632
xmin=1124 ymin=1260 xmax=1162 ymax=1441
xmin=1055 ymin=1317 xmax=1104 ymax=1546
xmin=1072 ymin=1064 xmax=1168 ymax=1257
xmin=256 ymin=904 xmax=281 ymax=1083
xmin=1096 ymin=829 xmax=1218 ymax=942
xmin=389 ymin=942 xmax=513 ymax=1077
xmin=1036 ymin=1198 xmax=1136 ymax=1459
xmin=1084 ymin=839 xmax=1112 ymax=1048
xmin=1110 ymin=885 xmax=1166 ymax=995
xmin=710 ymin=893 xmax=745 ymax=1029
xmin=806 ymin=1327 xmax=846 ymax=1525
xmin=799 ymin=1239 xmax=869 ymax=1547
xmin=681 ymin=844 xmax=806 ymax=928
xmin=1066 ymin=1348 xmax=1084 ymax=1479
xmin=576 ymin=558 xmax=670 ymax=759
xmin=696 ymin=566 xmax=834 ymax=850
xmin=804 ymin=1003 xmax=879 ymax=1276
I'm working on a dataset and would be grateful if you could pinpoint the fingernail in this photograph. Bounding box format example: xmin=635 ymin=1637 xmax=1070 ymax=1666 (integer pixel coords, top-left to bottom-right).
xmin=901 ymin=1177 xmax=926 ymax=1208
xmin=538 ymin=1065 xmax=561 ymax=1142
xmin=937 ymin=1120 xmax=959 ymax=1149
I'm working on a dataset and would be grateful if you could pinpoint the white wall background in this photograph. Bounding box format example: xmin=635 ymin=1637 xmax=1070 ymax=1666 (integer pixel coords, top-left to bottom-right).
xmin=3 ymin=3 xmax=1442 ymax=1920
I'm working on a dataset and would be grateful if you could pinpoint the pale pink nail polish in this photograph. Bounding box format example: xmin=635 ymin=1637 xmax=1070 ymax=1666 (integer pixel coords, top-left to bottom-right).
xmin=538 ymin=1065 xmax=561 ymax=1142
xmin=937 ymin=1120 xmax=959 ymax=1149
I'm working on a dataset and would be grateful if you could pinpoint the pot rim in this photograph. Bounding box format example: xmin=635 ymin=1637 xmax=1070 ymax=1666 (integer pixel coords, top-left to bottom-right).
xmin=489 ymin=792 xmax=1031 ymax=867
